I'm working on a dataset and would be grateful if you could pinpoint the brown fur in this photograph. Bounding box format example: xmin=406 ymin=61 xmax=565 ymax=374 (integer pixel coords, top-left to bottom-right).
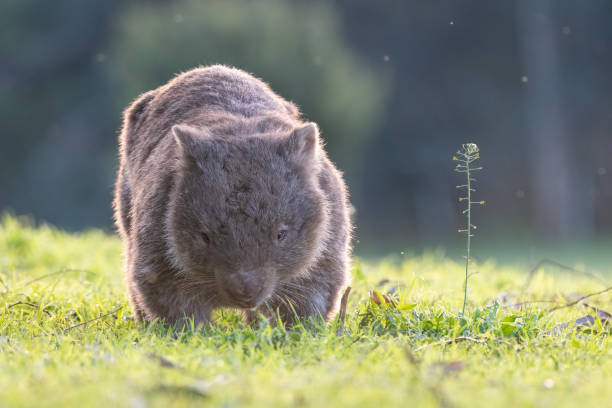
xmin=113 ymin=65 xmax=352 ymax=327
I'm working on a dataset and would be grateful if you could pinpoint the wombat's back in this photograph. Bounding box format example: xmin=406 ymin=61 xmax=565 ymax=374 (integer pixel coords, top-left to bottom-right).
xmin=121 ymin=65 xmax=299 ymax=164
xmin=161 ymin=66 xmax=295 ymax=117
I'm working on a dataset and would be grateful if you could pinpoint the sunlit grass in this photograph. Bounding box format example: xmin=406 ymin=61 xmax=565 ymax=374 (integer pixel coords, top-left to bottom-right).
xmin=0 ymin=215 xmax=610 ymax=407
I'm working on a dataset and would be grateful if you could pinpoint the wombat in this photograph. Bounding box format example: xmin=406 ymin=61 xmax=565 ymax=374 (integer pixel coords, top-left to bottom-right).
xmin=113 ymin=65 xmax=352 ymax=327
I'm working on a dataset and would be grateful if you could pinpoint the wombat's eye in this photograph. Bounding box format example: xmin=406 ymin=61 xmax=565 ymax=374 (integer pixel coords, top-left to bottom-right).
xmin=277 ymin=229 xmax=288 ymax=242
xmin=201 ymin=232 xmax=211 ymax=245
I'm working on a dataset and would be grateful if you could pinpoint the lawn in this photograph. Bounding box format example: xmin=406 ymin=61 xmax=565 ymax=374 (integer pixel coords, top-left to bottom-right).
xmin=0 ymin=215 xmax=610 ymax=407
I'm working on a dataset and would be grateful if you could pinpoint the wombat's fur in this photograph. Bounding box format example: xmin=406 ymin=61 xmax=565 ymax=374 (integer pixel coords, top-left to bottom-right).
xmin=113 ymin=65 xmax=352 ymax=326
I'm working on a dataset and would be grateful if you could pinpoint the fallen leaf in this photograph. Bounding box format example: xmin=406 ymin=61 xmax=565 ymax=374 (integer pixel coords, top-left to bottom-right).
xmin=575 ymin=315 xmax=596 ymax=328
xmin=369 ymin=290 xmax=397 ymax=307
xmin=336 ymin=286 xmax=351 ymax=335
xmin=575 ymin=309 xmax=611 ymax=329
xmin=584 ymin=303 xmax=612 ymax=320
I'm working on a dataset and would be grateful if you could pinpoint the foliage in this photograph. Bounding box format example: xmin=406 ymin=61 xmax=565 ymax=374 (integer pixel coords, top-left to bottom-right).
xmin=1 ymin=215 xmax=611 ymax=407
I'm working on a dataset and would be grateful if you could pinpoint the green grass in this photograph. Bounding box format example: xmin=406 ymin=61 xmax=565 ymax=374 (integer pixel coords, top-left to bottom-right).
xmin=0 ymin=215 xmax=610 ymax=408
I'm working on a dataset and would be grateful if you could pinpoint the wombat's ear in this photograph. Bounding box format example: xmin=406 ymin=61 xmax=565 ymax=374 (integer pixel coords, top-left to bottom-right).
xmin=284 ymin=123 xmax=319 ymax=165
xmin=172 ymin=124 xmax=210 ymax=161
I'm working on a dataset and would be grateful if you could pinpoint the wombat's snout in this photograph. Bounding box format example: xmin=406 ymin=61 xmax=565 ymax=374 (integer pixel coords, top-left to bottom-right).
xmin=221 ymin=269 xmax=268 ymax=308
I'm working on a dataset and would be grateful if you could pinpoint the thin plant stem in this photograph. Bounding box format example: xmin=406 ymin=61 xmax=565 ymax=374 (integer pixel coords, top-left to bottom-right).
xmin=454 ymin=143 xmax=483 ymax=317
xmin=462 ymin=163 xmax=471 ymax=316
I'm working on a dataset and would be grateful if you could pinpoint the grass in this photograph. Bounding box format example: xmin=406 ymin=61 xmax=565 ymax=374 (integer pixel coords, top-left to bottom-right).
xmin=0 ymin=214 xmax=611 ymax=408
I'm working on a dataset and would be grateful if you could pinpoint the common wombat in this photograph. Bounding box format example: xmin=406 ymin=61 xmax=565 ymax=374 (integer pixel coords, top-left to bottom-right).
xmin=113 ymin=65 xmax=352 ymax=326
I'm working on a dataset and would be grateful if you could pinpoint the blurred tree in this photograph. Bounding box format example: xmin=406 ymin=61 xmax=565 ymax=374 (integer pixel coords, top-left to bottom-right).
xmin=0 ymin=0 xmax=121 ymax=228
xmin=107 ymin=0 xmax=387 ymax=172
xmin=517 ymin=0 xmax=589 ymax=237
xmin=333 ymin=0 xmax=612 ymax=250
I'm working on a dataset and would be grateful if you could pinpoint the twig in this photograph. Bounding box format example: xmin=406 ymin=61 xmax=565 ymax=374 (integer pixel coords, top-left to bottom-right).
xmin=335 ymin=286 xmax=351 ymax=335
xmin=6 ymin=301 xmax=52 ymax=316
xmin=547 ymin=286 xmax=612 ymax=313
xmin=22 ymin=268 xmax=94 ymax=287
xmin=522 ymin=259 xmax=608 ymax=294
xmin=414 ymin=336 xmax=512 ymax=352
xmin=63 ymin=307 xmax=123 ymax=332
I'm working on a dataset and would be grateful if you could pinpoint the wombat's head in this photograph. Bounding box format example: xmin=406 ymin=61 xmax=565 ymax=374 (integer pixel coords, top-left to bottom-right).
xmin=168 ymin=122 xmax=330 ymax=309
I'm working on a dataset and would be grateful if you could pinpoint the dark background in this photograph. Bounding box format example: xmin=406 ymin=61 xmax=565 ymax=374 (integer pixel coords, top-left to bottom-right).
xmin=2 ymin=0 xmax=612 ymax=255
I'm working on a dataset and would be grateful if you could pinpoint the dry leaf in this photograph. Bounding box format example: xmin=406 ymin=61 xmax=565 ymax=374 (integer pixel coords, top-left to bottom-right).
xmin=369 ymin=290 xmax=397 ymax=307
xmin=575 ymin=309 xmax=611 ymax=328
xmin=336 ymin=286 xmax=351 ymax=335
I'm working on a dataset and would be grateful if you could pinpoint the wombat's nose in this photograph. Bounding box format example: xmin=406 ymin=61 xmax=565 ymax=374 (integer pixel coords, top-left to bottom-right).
xmin=225 ymin=271 xmax=263 ymax=304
